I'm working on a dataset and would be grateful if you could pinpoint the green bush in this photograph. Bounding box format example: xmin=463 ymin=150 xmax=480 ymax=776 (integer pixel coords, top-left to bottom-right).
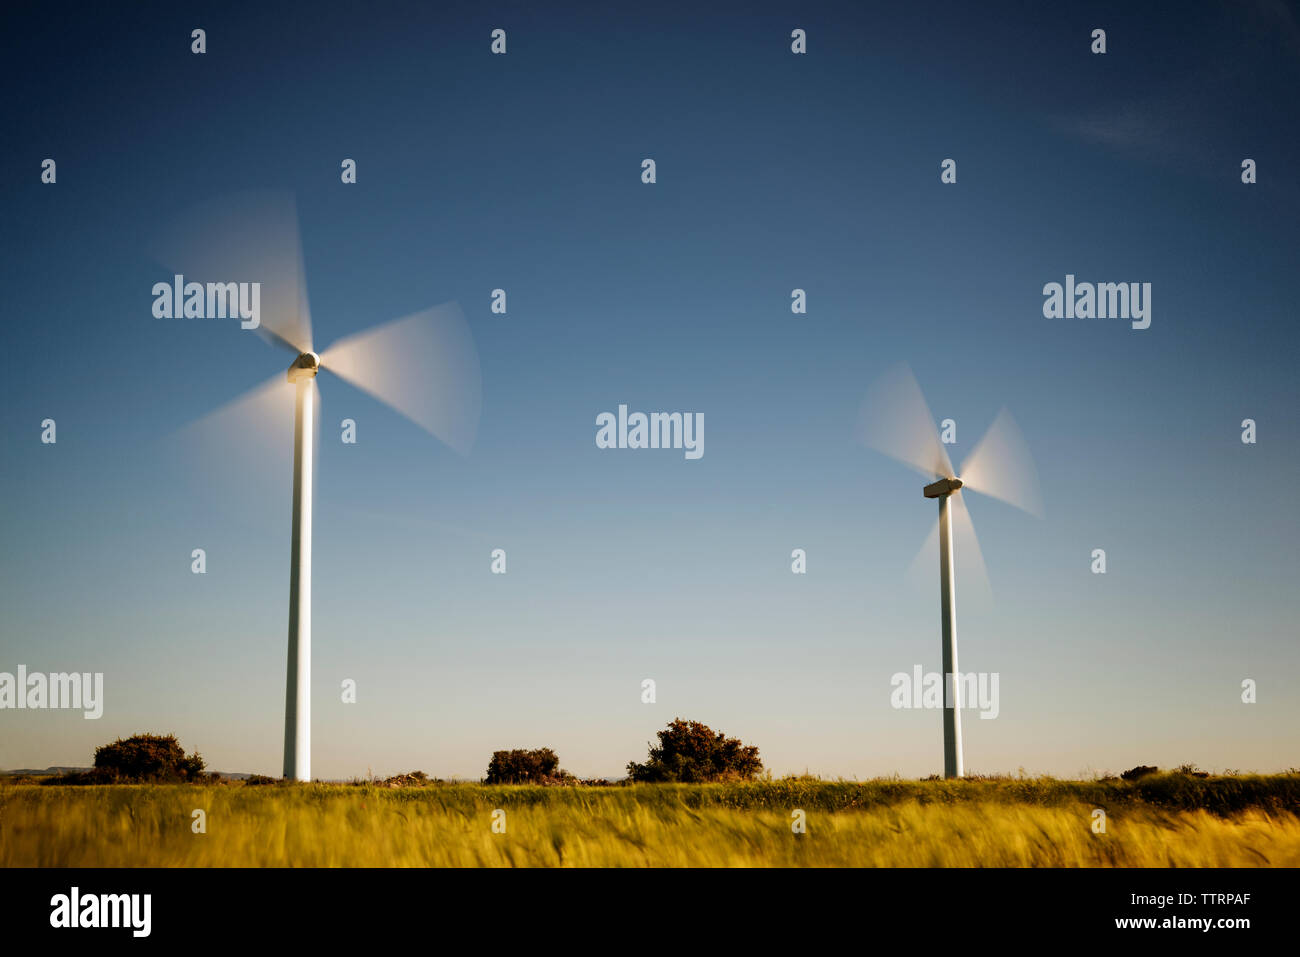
xmin=371 ymin=771 xmax=433 ymax=787
xmin=627 ymin=719 xmax=763 ymax=783
xmin=485 ymin=749 xmax=568 ymax=784
xmin=1121 ymin=765 xmax=1159 ymax=781
xmin=91 ymin=734 xmax=205 ymax=782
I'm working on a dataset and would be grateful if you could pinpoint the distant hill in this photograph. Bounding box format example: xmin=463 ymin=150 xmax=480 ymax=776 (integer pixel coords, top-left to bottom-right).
xmin=0 ymin=766 xmax=258 ymax=780
xmin=0 ymin=767 xmax=92 ymax=776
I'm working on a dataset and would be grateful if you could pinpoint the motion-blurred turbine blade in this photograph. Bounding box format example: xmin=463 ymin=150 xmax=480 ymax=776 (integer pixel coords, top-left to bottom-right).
xmin=958 ymin=407 xmax=1045 ymax=518
xmin=907 ymin=491 xmax=993 ymax=610
xmin=950 ymin=491 xmax=993 ymax=609
xmin=149 ymin=190 xmax=314 ymax=354
xmin=163 ymin=373 xmax=295 ymax=515
xmin=857 ymin=363 xmax=953 ymax=478
xmin=311 ymin=377 xmax=323 ymax=479
xmin=319 ymin=302 xmax=482 ymax=456
xmin=257 ymin=324 xmax=307 ymax=356
xmin=906 ymin=515 xmax=941 ymax=589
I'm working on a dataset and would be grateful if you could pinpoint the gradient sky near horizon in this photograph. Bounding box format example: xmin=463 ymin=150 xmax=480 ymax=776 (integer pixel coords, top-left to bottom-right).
xmin=2 ymin=1 xmax=1297 ymax=779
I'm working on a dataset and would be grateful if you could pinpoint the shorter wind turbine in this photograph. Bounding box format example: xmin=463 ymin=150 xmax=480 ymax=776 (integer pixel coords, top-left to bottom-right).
xmin=858 ymin=364 xmax=1042 ymax=778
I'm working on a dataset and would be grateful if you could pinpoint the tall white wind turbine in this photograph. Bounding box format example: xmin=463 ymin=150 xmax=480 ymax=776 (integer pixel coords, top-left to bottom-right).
xmin=154 ymin=192 xmax=482 ymax=781
xmin=858 ymin=364 xmax=1042 ymax=778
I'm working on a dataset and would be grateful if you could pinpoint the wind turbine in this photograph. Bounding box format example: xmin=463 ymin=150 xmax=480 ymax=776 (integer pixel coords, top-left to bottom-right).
xmin=858 ymin=363 xmax=1042 ymax=778
xmin=154 ymin=192 xmax=482 ymax=781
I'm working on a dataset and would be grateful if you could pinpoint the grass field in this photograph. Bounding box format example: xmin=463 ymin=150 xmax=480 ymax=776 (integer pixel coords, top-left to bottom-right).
xmin=3 ymin=773 xmax=1298 ymax=867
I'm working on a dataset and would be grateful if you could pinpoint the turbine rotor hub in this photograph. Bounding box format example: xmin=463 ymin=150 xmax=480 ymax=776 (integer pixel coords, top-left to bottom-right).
xmin=287 ymin=351 xmax=320 ymax=382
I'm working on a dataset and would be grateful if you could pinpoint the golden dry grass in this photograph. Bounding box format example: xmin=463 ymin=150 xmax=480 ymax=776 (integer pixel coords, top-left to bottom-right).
xmin=2 ymin=781 xmax=1297 ymax=867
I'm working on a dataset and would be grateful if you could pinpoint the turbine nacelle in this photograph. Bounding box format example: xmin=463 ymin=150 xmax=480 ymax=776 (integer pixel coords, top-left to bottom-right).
xmin=287 ymin=352 xmax=320 ymax=382
xmin=923 ymin=476 xmax=964 ymax=498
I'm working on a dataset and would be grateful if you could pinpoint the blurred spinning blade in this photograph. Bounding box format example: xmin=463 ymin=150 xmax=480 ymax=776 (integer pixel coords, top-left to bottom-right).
xmin=166 ymin=373 xmax=295 ymax=515
xmin=166 ymin=374 xmax=323 ymax=520
xmin=319 ymin=302 xmax=482 ymax=456
xmin=958 ymin=408 xmax=1045 ymax=518
xmin=857 ymin=363 xmax=953 ymax=479
xmin=149 ymin=190 xmax=314 ymax=354
xmin=906 ymin=490 xmax=993 ymax=610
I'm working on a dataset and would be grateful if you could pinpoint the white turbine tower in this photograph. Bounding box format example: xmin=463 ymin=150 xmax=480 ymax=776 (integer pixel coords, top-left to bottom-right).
xmin=154 ymin=192 xmax=482 ymax=781
xmin=859 ymin=363 xmax=1042 ymax=778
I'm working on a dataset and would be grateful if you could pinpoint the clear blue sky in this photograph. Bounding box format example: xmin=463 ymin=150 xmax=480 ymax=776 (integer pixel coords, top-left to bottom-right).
xmin=2 ymin=1 xmax=1297 ymax=779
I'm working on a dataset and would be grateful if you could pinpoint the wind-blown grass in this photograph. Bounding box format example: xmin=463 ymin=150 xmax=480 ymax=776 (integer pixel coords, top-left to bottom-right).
xmin=2 ymin=774 xmax=1297 ymax=867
